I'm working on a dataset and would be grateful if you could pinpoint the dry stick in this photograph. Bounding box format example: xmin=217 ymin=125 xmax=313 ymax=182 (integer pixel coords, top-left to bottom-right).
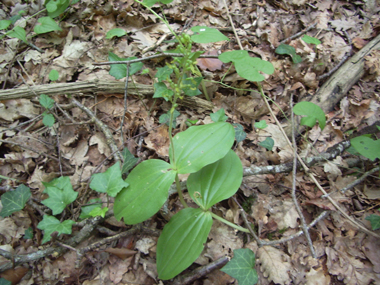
xmin=259 ymin=87 xmax=380 ymax=238
xmin=223 ymin=0 xmax=243 ymax=50
xmin=279 ymin=23 xmax=317 ymax=44
xmin=71 ymin=98 xmax=123 ymax=162
xmin=120 ymin=63 xmax=130 ymax=146
xmin=290 ymin=94 xmax=316 ymax=258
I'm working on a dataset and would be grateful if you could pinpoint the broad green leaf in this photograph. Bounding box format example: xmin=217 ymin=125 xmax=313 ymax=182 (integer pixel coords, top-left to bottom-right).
xmin=0 ymin=184 xmax=31 ymax=217
xmin=219 ymin=50 xmax=274 ymax=82
xmin=155 ymin=66 xmax=173 ymax=82
xmin=254 ymin=120 xmax=268 ymax=129
xmin=0 ymin=20 xmax=11 ymax=30
xmin=34 ymin=17 xmax=62 ymax=34
xmin=89 ymin=206 xmax=108 ymax=218
xmin=302 ymin=35 xmax=321 ymax=45
xmin=275 ymin=43 xmax=302 ymax=64
xmin=157 ymin=208 xmax=213 ymax=280
xmin=365 ymin=214 xmax=380 ymax=230
xmin=159 ymin=109 xmax=180 ymax=126
xmin=90 ymin=161 xmax=129 ymax=197
xmin=108 ymin=52 xmax=143 ymax=79
xmin=45 ymin=0 xmax=70 ymax=18
xmin=350 ymin=136 xmax=380 ymax=161
xmin=23 ymin=227 xmax=33 ymax=239
xmin=41 ymin=176 xmax=78 ymax=215
xmin=49 ymin=69 xmax=59 ymax=81
xmin=259 ymin=137 xmax=274 ymax=151
xmin=79 ymin=198 xmax=102 ymax=219
xmin=142 ymin=0 xmax=174 ymax=7
xmin=233 ymin=123 xmax=247 ymax=143
xmin=121 ymin=147 xmax=138 ymax=175
xmin=190 ymin=26 xmax=229 ymax=43
xmin=182 ymin=76 xmax=202 ymax=96
xmin=210 ymin=108 xmax=228 ymax=122
xmin=293 ymin=101 xmax=326 ymax=130
xmin=37 ymin=215 xmax=75 ymax=244
xmin=0 ymin=278 xmax=11 ymax=285
xmin=40 ymin=94 xmax=55 ymax=109
xmin=188 ymin=150 xmax=242 ymax=210
xmin=42 ymin=113 xmax=55 ymax=127
xmin=170 ymin=122 xmax=235 ymax=174
xmin=8 ymin=26 xmax=27 ymax=42
xmin=106 ymin=28 xmax=127 ymax=39
xmin=114 ymin=159 xmax=176 ymax=225
xmin=153 ymin=82 xmax=173 ymax=101
xmin=221 ymin=248 xmax=258 ymax=285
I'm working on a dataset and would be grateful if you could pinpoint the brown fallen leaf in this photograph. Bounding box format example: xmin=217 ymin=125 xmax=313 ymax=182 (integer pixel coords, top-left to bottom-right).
xmin=196 ymin=50 xmax=223 ymax=71
xmin=104 ymin=247 xmax=137 ymax=260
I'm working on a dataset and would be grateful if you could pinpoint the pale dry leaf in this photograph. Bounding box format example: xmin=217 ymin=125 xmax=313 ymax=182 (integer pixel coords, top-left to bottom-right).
xmin=257 ymin=246 xmax=292 ymax=285
xmin=135 ymin=238 xmax=156 ymax=255
xmin=144 ymin=125 xmax=170 ymax=157
xmin=0 ymin=99 xmax=39 ymax=121
xmin=305 ymin=268 xmax=331 ymax=285
xmin=270 ymin=199 xmax=300 ymax=229
xmin=89 ymin=132 xmax=111 ymax=157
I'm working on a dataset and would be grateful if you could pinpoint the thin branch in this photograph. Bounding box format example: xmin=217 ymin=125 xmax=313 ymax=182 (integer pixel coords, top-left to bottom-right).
xmin=223 ymin=0 xmax=243 ymax=50
xmin=280 ymin=23 xmax=317 ymax=44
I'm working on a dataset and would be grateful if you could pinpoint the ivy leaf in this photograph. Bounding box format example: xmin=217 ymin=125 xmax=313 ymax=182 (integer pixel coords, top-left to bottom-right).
xmin=365 ymin=214 xmax=380 ymax=230
xmin=37 ymin=215 xmax=75 ymax=244
xmin=293 ymin=101 xmax=326 ymax=130
xmin=90 ymin=161 xmax=129 ymax=197
xmin=210 ymin=108 xmax=228 ymax=122
xmin=108 ymin=52 xmax=143 ymax=79
xmin=106 ymin=28 xmax=127 ymax=39
xmin=41 ymin=176 xmax=78 ymax=215
xmin=190 ymin=26 xmax=229 ymax=43
xmin=254 ymin=120 xmax=267 ymax=129
xmin=350 ymin=136 xmax=380 ymax=161
xmin=79 ymin=198 xmax=103 ymax=219
xmin=121 ymin=147 xmax=138 ymax=175
xmin=219 ymin=50 xmax=274 ymax=82
xmin=233 ymin=123 xmax=247 ymax=143
xmin=302 ymin=35 xmax=321 ymax=45
xmin=0 ymin=184 xmax=31 ymax=217
xmin=259 ymin=137 xmax=274 ymax=151
xmin=23 ymin=227 xmax=33 ymax=239
xmin=34 ymin=17 xmax=62 ymax=34
xmin=221 ymin=248 xmax=258 ymax=285
xmin=153 ymin=82 xmax=174 ymax=101
xmin=8 ymin=26 xmax=27 ymax=42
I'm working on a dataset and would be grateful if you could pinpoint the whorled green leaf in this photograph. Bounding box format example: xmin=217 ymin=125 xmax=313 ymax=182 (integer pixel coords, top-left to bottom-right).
xmin=221 ymin=248 xmax=258 ymax=285
xmin=114 ymin=159 xmax=176 ymax=225
xmin=350 ymin=136 xmax=380 ymax=161
xmin=0 ymin=184 xmax=31 ymax=217
xmin=34 ymin=17 xmax=62 ymax=34
xmin=108 ymin=52 xmax=143 ymax=79
xmin=293 ymin=101 xmax=326 ymax=130
xmin=170 ymin=122 xmax=235 ymax=174
xmin=187 ymin=150 xmax=242 ymax=210
xmin=37 ymin=215 xmax=75 ymax=244
xmin=157 ymin=208 xmax=213 ymax=280
xmin=106 ymin=28 xmax=127 ymax=39
xmin=90 ymin=161 xmax=129 ymax=197
xmin=190 ymin=26 xmax=229 ymax=43
xmin=8 ymin=26 xmax=27 ymax=42
xmin=219 ymin=50 xmax=274 ymax=82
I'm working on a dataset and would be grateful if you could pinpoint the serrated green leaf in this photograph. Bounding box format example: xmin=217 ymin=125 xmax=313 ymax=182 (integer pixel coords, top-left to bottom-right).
xmin=106 ymin=28 xmax=127 ymax=39
xmin=114 ymin=159 xmax=176 ymax=225
xmin=155 ymin=66 xmax=173 ymax=82
xmin=159 ymin=109 xmax=180 ymax=126
xmin=121 ymin=147 xmax=138 ymax=175
xmin=49 ymin=69 xmax=59 ymax=81
xmin=254 ymin=120 xmax=267 ymax=129
xmin=41 ymin=176 xmax=78 ymax=215
xmin=89 ymin=206 xmax=108 ymax=218
xmin=210 ymin=108 xmax=228 ymax=122
xmin=79 ymin=198 xmax=103 ymax=219
xmin=302 ymin=35 xmax=321 ymax=45
xmin=34 ymin=17 xmax=62 ymax=34
xmin=45 ymin=0 xmax=70 ymax=18
xmin=187 ymin=150 xmax=242 ymax=210
xmin=42 ymin=113 xmax=55 ymax=127
xmin=221 ymin=248 xmax=258 ymax=285
xmin=37 ymin=215 xmax=75 ymax=244
xmin=190 ymin=26 xmax=229 ymax=43
xmin=350 ymin=136 xmax=380 ymax=161
xmin=157 ymin=208 xmax=213 ymax=280
xmin=259 ymin=137 xmax=274 ymax=151
xmin=90 ymin=161 xmax=129 ymax=197
xmin=0 ymin=20 xmax=12 ymax=30
xmin=170 ymin=122 xmax=235 ymax=174
xmin=23 ymin=227 xmax=33 ymax=239
xmin=153 ymin=82 xmax=173 ymax=101
xmin=219 ymin=50 xmax=274 ymax=82
xmin=40 ymin=94 xmax=55 ymax=109
xmin=293 ymin=101 xmax=326 ymax=130
xmin=108 ymin=52 xmax=143 ymax=79
xmin=0 ymin=184 xmax=31 ymax=217
xmin=233 ymin=123 xmax=247 ymax=143
xmin=8 ymin=26 xmax=27 ymax=42
xmin=365 ymin=214 xmax=380 ymax=230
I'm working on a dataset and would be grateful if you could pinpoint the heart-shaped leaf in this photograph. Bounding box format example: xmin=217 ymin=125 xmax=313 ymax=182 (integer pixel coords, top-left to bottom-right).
xmin=191 ymin=26 xmax=229 ymax=43
xmin=157 ymin=208 xmax=213 ymax=280
xmin=114 ymin=159 xmax=176 ymax=224
xmin=34 ymin=17 xmax=62 ymax=34
xmin=187 ymin=150 xmax=242 ymax=210
xmin=350 ymin=136 xmax=380 ymax=161
xmin=293 ymin=101 xmax=326 ymax=130
xmin=170 ymin=122 xmax=235 ymax=174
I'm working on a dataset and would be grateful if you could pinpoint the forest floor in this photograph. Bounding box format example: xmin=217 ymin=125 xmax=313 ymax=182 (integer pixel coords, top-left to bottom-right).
xmin=0 ymin=0 xmax=380 ymax=284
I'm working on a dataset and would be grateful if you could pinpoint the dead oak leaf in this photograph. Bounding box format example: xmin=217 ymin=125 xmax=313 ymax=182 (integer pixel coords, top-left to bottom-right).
xmin=196 ymin=50 xmax=223 ymax=71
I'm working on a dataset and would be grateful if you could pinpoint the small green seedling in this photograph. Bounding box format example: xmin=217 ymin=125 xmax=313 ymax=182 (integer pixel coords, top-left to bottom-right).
xmin=106 ymin=28 xmax=127 ymax=39
xmin=275 ymin=44 xmax=302 ymax=64
xmin=49 ymin=69 xmax=59 ymax=82
xmin=39 ymin=94 xmax=56 ymax=127
xmin=350 ymin=135 xmax=380 ymax=161
xmin=365 ymin=209 xmax=380 ymax=230
xmin=259 ymin=137 xmax=274 ymax=151
xmin=302 ymin=35 xmax=321 ymax=46
xmin=293 ymin=101 xmax=326 ymax=130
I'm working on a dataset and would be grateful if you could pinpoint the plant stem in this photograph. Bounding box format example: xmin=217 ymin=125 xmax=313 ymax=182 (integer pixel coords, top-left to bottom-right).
xmin=210 ymin=212 xmax=250 ymax=233
xmin=175 ymin=174 xmax=188 ymax=208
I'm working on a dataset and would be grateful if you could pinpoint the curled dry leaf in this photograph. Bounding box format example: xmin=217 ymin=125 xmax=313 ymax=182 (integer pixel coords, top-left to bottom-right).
xmin=196 ymin=50 xmax=223 ymax=71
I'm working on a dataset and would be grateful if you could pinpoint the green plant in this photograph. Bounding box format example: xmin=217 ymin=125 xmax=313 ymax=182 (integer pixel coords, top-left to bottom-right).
xmin=366 ymin=209 xmax=380 ymax=230
xmin=39 ymin=94 xmax=56 ymax=127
